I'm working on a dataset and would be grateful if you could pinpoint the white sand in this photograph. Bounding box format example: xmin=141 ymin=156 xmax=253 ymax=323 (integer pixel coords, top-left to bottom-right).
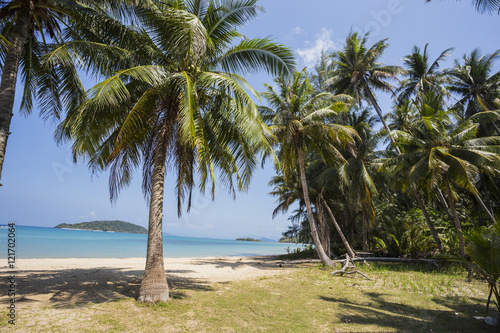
xmin=0 ymin=256 xmax=289 ymax=309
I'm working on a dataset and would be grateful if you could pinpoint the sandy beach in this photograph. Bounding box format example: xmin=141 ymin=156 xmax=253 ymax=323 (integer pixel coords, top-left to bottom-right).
xmin=1 ymin=256 xmax=291 ymax=310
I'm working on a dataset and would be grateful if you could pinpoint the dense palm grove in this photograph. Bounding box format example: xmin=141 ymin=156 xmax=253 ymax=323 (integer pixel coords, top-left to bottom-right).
xmin=1 ymin=0 xmax=499 ymax=306
xmin=269 ymin=35 xmax=500 ymax=262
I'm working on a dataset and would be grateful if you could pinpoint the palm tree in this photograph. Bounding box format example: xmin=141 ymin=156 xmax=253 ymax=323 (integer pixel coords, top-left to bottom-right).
xmin=383 ymin=99 xmax=444 ymax=251
xmin=385 ymin=100 xmax=417 ymax=132
xmin=57 ymin=0 xmax=294 ymax=302
xmin=397 ymin=44 xmax=453 ymax=103
xmin=337 ymin=109 xmax=379 ymax=251
xmin=448 ymin=49 xmax=500 ymax=120
xmin=384 ymin=93 xmax=500 ymax=258
xmin=260 ymin=70 xmax=358 ymax=267
xmin=0 ymin=0 xmax=133 ymax=184
xmin=325 ymin=32 xmax=404 ymax=153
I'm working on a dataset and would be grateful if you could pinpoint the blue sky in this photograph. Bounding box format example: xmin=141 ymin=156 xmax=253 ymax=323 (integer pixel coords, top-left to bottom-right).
xmin=1 ymin=0 xmax=499 ymax=240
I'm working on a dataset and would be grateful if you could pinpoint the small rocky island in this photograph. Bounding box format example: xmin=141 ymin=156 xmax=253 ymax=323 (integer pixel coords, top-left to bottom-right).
xmin=55 ymin=220 xmax=147 ymax=234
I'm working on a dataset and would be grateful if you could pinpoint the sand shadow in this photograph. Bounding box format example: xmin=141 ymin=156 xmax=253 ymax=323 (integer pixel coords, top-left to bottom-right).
xmin=8 ymin=267 xmax=212 ymax=309
xmin=188 ymin=255 xmax=296 ymax=271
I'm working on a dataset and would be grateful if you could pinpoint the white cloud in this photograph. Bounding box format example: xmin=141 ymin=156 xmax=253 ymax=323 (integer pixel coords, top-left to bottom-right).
xmin=296 ymin=28 xmax=336 ymax=69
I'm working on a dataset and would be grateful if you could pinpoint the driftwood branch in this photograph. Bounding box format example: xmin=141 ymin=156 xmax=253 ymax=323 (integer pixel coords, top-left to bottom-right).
xmin=282 ymin=259 xmax=322 ymax=264
xmin=331 ymin=254 xmax=372 ymax=280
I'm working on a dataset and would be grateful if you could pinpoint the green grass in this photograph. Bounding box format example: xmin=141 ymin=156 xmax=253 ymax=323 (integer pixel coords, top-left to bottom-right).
xmin=6 ymin=263 xmax=495 ymax=332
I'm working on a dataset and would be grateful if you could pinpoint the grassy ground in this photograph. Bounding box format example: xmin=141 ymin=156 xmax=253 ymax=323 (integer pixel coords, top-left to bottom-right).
xmin=2 ymin=262 xmax=496 ymax=332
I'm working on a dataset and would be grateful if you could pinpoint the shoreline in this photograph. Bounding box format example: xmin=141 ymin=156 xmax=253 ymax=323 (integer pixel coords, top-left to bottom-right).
xmin=0 ymin=255 xmax=287 ymax=284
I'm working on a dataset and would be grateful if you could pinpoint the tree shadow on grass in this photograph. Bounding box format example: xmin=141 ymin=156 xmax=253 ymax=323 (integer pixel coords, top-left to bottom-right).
xmin=9 ymin=267 xmax=213 ymax=309
xmin=320 ymin=292 xmax=491 ymax=332
xmin=188 ymin=255 xmax=299 ymax=271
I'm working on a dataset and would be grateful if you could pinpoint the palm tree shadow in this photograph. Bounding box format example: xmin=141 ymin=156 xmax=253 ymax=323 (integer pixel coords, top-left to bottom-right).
xmin=188 ymin=255 xmax=293 ymax=271
xmin=14 ymin=267 xmax=213 ymax=309
xmin=320 ymin=292 xmax=491 ymax=332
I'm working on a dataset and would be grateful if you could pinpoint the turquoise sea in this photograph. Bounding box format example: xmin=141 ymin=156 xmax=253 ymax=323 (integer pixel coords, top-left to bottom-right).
xmin=0 ymin=225 xmax=299 ymax=259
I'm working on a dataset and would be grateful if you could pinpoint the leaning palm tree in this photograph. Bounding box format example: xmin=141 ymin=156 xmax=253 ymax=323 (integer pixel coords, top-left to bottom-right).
xmin=383 ymin=93 xmax=500 ymax=258
xmin=397 ymin=44 xmax=453 ymax=103
xmin=57 ymin=0 xmax=294 ymax=302
xmin=0 ymin=0 xmax=134 ymax=184
xmin=260 ymin=70 xmax=358 ymax=267
xmin=325 ymin=32 xmax=404 ymax=153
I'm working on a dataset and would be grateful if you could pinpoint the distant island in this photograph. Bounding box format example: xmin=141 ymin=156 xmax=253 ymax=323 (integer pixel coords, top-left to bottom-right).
xmin=55 ymin=220 xmax=147 ymax=234
xmin=278 ymin=236 xmax=298 ymax=243
xmin=236 ymin=238 xmax=261 ymax=242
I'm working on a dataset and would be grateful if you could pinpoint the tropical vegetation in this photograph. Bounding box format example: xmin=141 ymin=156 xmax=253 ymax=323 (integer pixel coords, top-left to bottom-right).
xmin=51 ymin=0 xmax=294 ymax=302
xmin=1 ymin=0 xmax=499 ymax=320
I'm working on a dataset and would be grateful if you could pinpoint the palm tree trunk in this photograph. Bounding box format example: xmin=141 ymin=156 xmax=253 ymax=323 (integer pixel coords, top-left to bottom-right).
xmin=412 ymin=187 xmax=443 ymax=251
xmin=296 ymin=145 xmax=333 ymax=267
xmin=473 ymin=192 xmax=496 ymax=224
xmin=361 ymin=206 xmax=369 ymax=251
xmin=319 ymin=195 xmax=356 ymax=258
xmin=436 ymin=188 xmax=454 ymax=221
xmin=138 ymin=140 xmax=169 ymax=303
xmin=0 ymin=9 xmax=31 ymax=185
xmin=315 ymin=196 xmax=331 ymax=258
xmin=444 ymin=175 xmax=466 ymax=259
xmin=362 ymin=84 xmax=401 ymax=155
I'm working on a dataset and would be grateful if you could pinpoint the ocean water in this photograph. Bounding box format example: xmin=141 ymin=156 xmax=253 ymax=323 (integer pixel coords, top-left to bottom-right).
xmin=0 ymin=225 xmax=300 ymax=259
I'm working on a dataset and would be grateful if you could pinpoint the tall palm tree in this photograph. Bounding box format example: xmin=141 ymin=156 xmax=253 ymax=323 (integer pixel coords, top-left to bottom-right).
xmin=383 ymin=99 xmax=444 ymax=251
xmin=397 ymin=44 xmax=453 ymax=103
xmin=325 ymin=32 xmax=404 ymax=153
xmin=383 ymin=93 xmax=500 ymax=258
xmin=0 ymin=0 xmax=133 ymax=184
xmin=448 ymin=49 xmax=500 ymax=120
xmin=260 ymin=70 xmax=358 ymax=267
xmin=337 ymin=109 xmax=379 ymax=251
xmin=57 ymin=0 xmax=294 ymax=302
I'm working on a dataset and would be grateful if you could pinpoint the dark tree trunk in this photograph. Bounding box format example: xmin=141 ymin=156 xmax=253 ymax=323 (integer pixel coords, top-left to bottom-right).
xmin=319 ymin=194 xmax=356 ymax=258
xmin=436 ymin=188 xmax=454 ymax=221
xmin=138 ymin=139 xmax=169 ymax=302
xmin=0 ymin=9 xmax=31 ymax=184
xmin=316 ymin=196 xmax=331 ymax=258
xmin=296 ymin=145 xmax=333 ymax=267
xmin=473 ymin=192 xmax=496 ymax=224
xmin=444 ymin=175 xmax=466 ymax=259
xmin=412 ymin=187 xmax=443 ymax=251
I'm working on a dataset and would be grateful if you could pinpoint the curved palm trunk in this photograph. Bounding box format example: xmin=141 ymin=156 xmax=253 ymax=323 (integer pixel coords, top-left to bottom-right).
xmin=473 ymin=192 xmax=496 ymax=224
xmin=138 ymin=141 xmax=169 ymax=303
xmin=436 ymin=188 xmax=454 ymax=221
xmin=319 ymin=195 xmax=356 ymax=258
xmin=412 ymin=187 xmax=443 ymax=251
xmin=362 ymin=84 xmax=401 ymax=155
xmin=296 ymin=145 xmax=333 ymax=267
xmin=0 ymin=9 xmax=31 ymax=184
xmin=444 ymin=175 xmax=466 ymax=259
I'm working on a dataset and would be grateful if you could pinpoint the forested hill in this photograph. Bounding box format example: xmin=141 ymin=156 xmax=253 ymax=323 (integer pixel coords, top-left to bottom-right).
xmin=54 ymin=220 xmax=147 ymax=234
